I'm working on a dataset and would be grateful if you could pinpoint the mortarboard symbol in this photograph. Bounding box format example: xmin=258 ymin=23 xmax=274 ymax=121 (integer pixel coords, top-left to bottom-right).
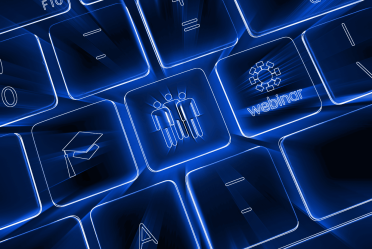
xmin=62 ymin=131 xmax=103 ymax=178
xmin=139 ymin=223 xmax=158 ymax=249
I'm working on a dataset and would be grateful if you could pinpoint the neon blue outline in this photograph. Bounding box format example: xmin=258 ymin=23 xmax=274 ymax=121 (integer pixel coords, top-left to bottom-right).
xmin=0 ymin=133 xmax=42 ymax=230
xmin=135 ymin=0 xmax=238 ymax=69
xmin=215 ymin=37 xmax=322 ymax=138
xmin=124 ymin=68 xmax=231 ymax=173
xmin=90 ymin=180 xmax=200 ymax=249
xmin=280 ymin=211 xmax=372 ymax=248
xmin=186 ymin=147 xmax=299 ymax=249
xmin=49 ymin=4 xmax=150 ymax=100
xmin=234 ymin=0 xmax=363 ymax=38
xmin=0 ymin=34 xmax=58 ymax=127
xmin=0 ymin=0 xmax=71 ymax=35
xmin=0 ymin=216 xmax=90 ymax=248
xmin=302 ymin=8 xmax=372 ymax=105
xmin=279 ymin=103 xmax=372 ymax=221
xmin=31 ymin=100 xmax=139 ymax=207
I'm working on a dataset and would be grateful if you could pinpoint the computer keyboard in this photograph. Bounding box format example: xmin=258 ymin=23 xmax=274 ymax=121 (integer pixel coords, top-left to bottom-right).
xmin=0 ymin=0 xmax=371 ymax=248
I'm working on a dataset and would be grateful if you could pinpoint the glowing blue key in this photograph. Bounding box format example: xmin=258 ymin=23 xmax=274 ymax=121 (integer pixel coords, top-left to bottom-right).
xmin=280 ymin=104 xmax=372 ymax=220
xmin=91 ymin=181 xmax=199 ymax=249
xmin=186 ymin=147 xmax=298 ymax=249
xmin=0 ymin=134 xmax=41 ymax=230
xmin=0 ymin=216 xmax=89 ymax=248
xmin=50 ymin=3 xmax=149 ymax=100
xmin=0 ymin=34 xmax=57 ymax=126
xmin=125 ymin=69 xmax=230 ymax=172
xmin=136 ymin=0 xmax=238 ymax=68
xmin=215 ymin=37 xmax=322 ymax=138
xmin=303 ymin=9 xmax=372 ymax=104
xmin=32 ymin=100 xmax=138 ymax=207
xmin=235 ymin=0 xmax=362 ymax=37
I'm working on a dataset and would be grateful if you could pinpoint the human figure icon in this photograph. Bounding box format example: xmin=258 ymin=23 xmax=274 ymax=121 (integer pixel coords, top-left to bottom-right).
xmin=151 ymin=101 xmax=178 ymax=148
xmin=163 ymin=93 xmax=189 ymax=140
xmin=176 ymin=92 xmax=203 ymax=139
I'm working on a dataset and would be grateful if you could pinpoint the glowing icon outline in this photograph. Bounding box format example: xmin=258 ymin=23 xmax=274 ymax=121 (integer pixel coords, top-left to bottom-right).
xmin=62 ymin=131 xmax=103 ymax=178
xmin=32 ymin=100 xmax=139 ymax=207
xmin=124 ymin=68 xmax=231 ymax=173
xmin=215 ymin=37 xmax=322 ymax=138
xmin=139 ymin=223 xmax=158 ymax=249
xmin=0 ymin=59 xmax=2 ymax=74
xmin=1 ymin=86 xmax=18 ymax=107
xmin=151 ymin=101 xmax=178 ymax=148
xmin=182 ymin=18 xmax=200 ymax=32
xmin=163 ymin=93 xmax=189 ymax=140
xmin=176 ymin=92 xmax=203 ymax=139
xmin=172 ymin=0 xmax=184 ymax=6
xmin=249 ymin=61 xmax=281 ymax=92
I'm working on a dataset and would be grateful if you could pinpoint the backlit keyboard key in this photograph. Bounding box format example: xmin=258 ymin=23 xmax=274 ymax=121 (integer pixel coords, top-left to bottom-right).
xmin=280 ymin=104 xmax=372 ymax=220
xmin=0 ymin=0 xmax=70 ymax=34
xmin=0 ymin=134 xmax=41 ymax=230
xmin=235 ymin=0 xmax=362 ymax=37
xmin=91 ymin=181 xmax=199 ymax=249
xmin=125 ymin=69 xmax=230 ymax=172
xmin=32 ymin=100 xmax=138 ymax=207
xmin=0 ymin=34 xmax=57 ymax=126
xmin=215 ymin=37 xmax=321 ymax=137
xmin=136 ymin=0 xmax=238 ymax=68
xmin=50 ymin=3 xmax=149 ymax=100
xmin=303 ymin=8 xmax=372 ymax=104
xmin=186 ymin=147 xmax=298 ymax=248
xmin=0 ymin=216 xmax=89 ymax=248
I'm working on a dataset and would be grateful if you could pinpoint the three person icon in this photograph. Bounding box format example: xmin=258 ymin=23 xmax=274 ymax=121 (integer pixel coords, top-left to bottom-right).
xmin=151 ymin=92 xmax=203 ymax=148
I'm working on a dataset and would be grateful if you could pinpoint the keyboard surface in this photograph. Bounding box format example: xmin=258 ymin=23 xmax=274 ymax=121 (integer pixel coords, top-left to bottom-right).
xmin=0 ymin=0 xmax=371 ymax=249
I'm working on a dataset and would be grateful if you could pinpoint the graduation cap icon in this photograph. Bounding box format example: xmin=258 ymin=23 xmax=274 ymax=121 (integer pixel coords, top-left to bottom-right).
xmin=62 ymin=131 xmax=103 ymax=178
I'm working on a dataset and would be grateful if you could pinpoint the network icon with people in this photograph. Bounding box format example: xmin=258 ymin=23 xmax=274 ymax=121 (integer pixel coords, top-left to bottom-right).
xmin=151 ymin=92 xmax=203 ymax=148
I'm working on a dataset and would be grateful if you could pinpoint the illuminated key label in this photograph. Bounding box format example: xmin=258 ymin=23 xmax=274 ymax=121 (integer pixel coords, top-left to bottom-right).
xmin=247 ymin=89 xmax=303 ymax=116
xmin=215 ymin=38 xmax=321 ymax=137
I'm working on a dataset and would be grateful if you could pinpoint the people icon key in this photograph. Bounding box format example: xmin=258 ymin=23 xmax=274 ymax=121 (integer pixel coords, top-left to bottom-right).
xmin=163 ymin=93 xmax=189 ymax=140
xmin=151 ymin=101 xmax=178 ymax=148
xmin=176 ymin=92 xmax=203 ymax=139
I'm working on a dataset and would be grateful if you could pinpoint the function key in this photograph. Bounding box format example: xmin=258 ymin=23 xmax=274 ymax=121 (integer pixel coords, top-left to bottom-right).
xmin=0 ymin=0 xmax=70 ymax=34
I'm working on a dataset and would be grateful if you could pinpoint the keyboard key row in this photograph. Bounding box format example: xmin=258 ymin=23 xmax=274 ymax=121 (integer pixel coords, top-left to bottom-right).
xmin=1 ymin=4 xmax=371 ymax=128
xmin=4 ymin=101 xmax=372 ymax=246
xmin=1 ymin=147 xmax=296 ymax=249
